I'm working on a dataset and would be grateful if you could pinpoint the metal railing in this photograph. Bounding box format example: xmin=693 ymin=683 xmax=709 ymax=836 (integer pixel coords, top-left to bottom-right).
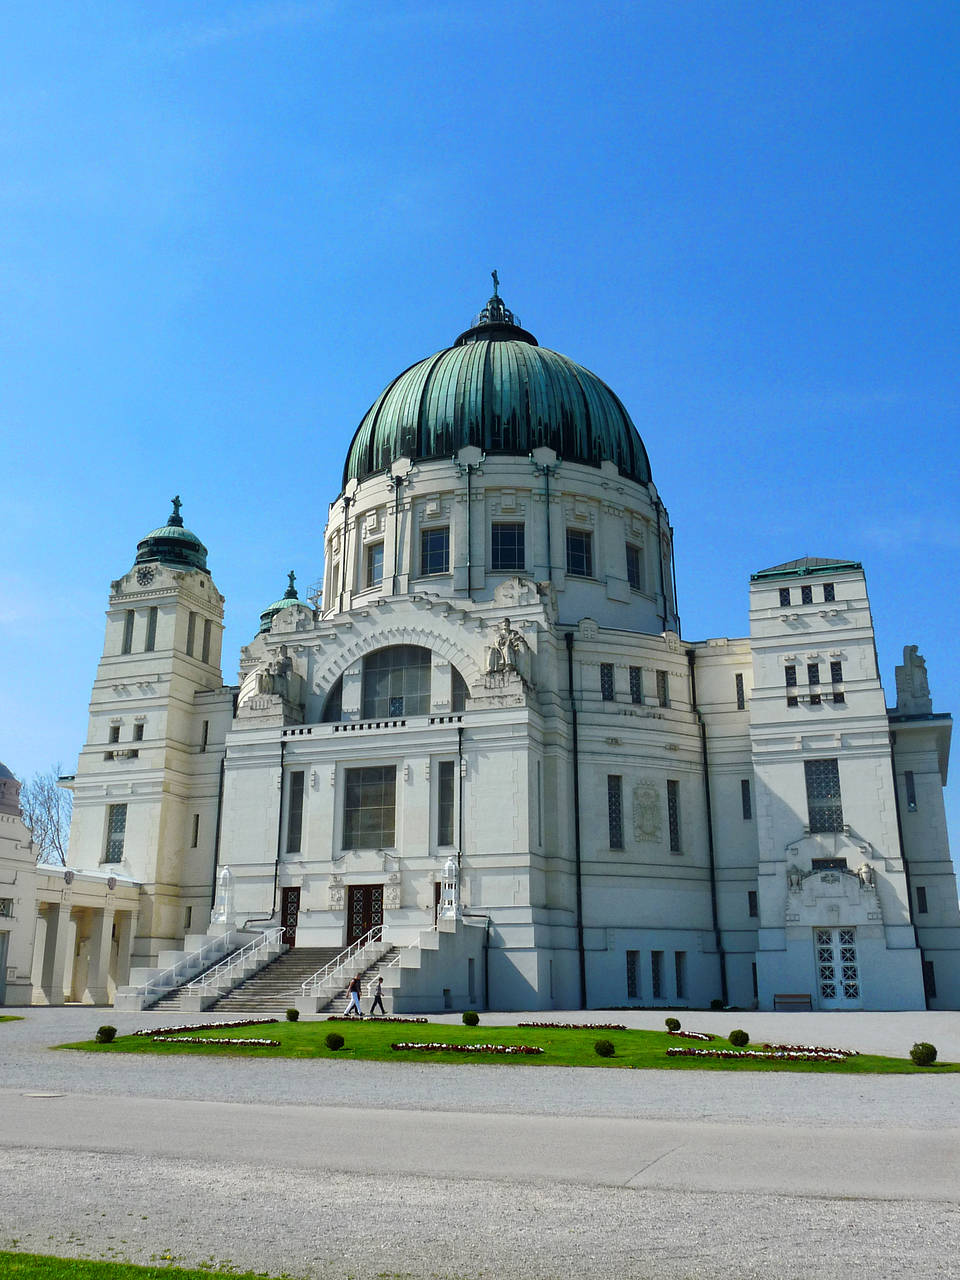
xmin=186 ymin=927 xmax=286 ymax=996
xmin=140 ymin=933 xmax=244 ymax=1007
xmin=300 ymin=926 xmax=385 ymax=997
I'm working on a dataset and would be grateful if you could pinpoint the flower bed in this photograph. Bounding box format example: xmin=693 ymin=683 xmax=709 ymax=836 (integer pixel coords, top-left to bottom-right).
xmin=326 ymin=1015 xmax=429 ymax=1024
xmin=391 ymin=1042 xmax=543 ymax=1055
xmin=666 ymin=1046 xmax=847 ymax=1062
xmin=134 ymin=1018 xmax=279 ymax=1038
xmin=517 ymin=1022 xmax=626 ymax=1031
xmin=667 ymin=1029 xmax=714 ymax=1041
xmin=761 ymin=1042 xmax=858 ymax=1057
xmin=150 ymin=1036 xmax=281 ymax=1046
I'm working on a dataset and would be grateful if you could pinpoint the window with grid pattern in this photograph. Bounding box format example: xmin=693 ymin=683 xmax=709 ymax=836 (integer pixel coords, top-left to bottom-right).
xmin=804 ymin=758 xmax=844 ymax=833
xmin=651 ymin=950 xmax=663 ymax=999
xmin=735 ymin=672 xmax=745 ymax=710
xmin=667 ymin=779 xmax=681 ymax=852
xmin=287 ymin=771 xmax=305 ymax=853
xmin=420 ymin=527 xmax=450 ymax=575
xmin=626 ymin=543 xmax=644 ymax=590
xmin=674 ymin=951 xmax=687 ymax=999
xmin=607 ymin=775 xmax=624 ymax=849
xmin=362 ymin=646 xmax=431 ymax=718
xmin=823 ymin=582 xmax=835 ymax=602
xmin=656 ymin=669 xmax=669 ymax=707
xmin=104 ymin=804 xmax=127 ymax=863
xmin=600 ymin=663 xmax=615 ymax=701
xmin=491 ymin=523 xmax=525 ymax=572
xmin=741 ymin=778 xmax=752 ymax=820
xmin=366 ymin=543 xmax=384 ymax=587
xmin=565 ymin=529 xmax=593 ymax=577
xmin=626 ymin=950 xmax=640 ymax=1000
xmin=779 ymin=588 xmax=791 ymax=606
xmin=748 ymin=890 xmax=758 ymax=918
xmin=342 ymin=766 xmax=396 ymax=849
xmin=629 ymin=666 xmax=643 ymax=704
xmin=801 ymin=584 xmax=813 ymax=604
xmin=437 ymin=760 xmax=455 ymax=847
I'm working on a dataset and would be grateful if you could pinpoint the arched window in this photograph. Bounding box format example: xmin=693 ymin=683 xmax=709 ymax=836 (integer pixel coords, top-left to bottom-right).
xmin=362 ymin=646 xmax=431 ymax=719
xmin=451 ymin=667 xmax=469 ymax=712
xmin=322 ymin=676 xmax=343 ymax=723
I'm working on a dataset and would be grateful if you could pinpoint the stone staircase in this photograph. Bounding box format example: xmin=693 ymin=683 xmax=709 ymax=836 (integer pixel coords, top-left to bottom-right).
xmin=319 ymin=949 xmax=400 ymax=1015
xmin=204 ymin=948 xmax=342 ymax=1014
xmin=150 ymin=948 xmax=255 ymax=1012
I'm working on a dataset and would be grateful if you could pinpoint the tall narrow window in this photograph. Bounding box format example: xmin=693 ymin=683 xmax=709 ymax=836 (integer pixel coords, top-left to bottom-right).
xmin=785 ymin=664 xmax=798 ymax=707
xmin=804 ymin=758 xmax=844 ymax=833
xmin=600 ymin=663 xmax=615 ymax=701
xmin=629 ymin=666 xmax=643 ymax=704
xmin=366 ymin=543 xmax=384 ymax=587
xmin=343 ymin=766 xmax=396 ymax=849
xmin=626 ymin=543 xmax=644 ymax=591
xmin=190 ymin=813 xmax=200 ymax=848
xmin=807 ymin=662 xmax=820 ymax=685
xmin=651 ymin=950 xmax=663 ymax=999
xmin=801 ymin=584 xmax=813 ymax=605
xmin=108 ymin=725 xmax=121 ymax=744
xmin=536 ymin=759 xmax=542 ymax=847
xmin=904 ymin=770 xmax=917 ymax=811
xmin=121 ymin=610 xmax=135 ymax=655
xmin=626 ymin=950 xmax=640 ymax=1000
xmin=656 ymin=669 xmax=669 ymax=708
xmin=186 ymin=611 xmax=197 ymax=657
xmin=667 ymin=779 xmax=681 ymax=852
xmin=202 ymin=619 xmax=212 ymax=665
xmin=748 ymin=890 xmax=759 ymax=918
xmin=830 ymin=660 xmax=843 ymax=684
xmin=420 ymin=527 xmax=450 ymax=575
xmin=916 ymin=885 xmax=928 ymax=914
xmin=779 ymin=588 xmax=791 ymax=607
xmin=674 ymin=951 xmax=687 ymax=999
xmin=492 ymin=523 xmax=525 ymax=572
xmin=104 ymin=804 xmax=127 ymax=863
xmin=145 ymin=607 xmax=158 ymax=653
xmin=741 ymin=778 xmax=752 ymax=820
xmin=200 ymin=720 xmax=209 ymax=752
xmin=133 ymin=722 xmax=144 ymax=742
xmin=735 ymin=672 xmax=745 ymax=710
xmin=607 ymin=775 xmax=624 ymax=849
xmin=565 ymin=529 xmax=593 ymax=577
xmin=287 ymin=771 xmax=305 ymax=853
xmin=437 ymin=760 xmax=455 ymax=847
xmin=822 ymin=582 xmax=835 ymax=602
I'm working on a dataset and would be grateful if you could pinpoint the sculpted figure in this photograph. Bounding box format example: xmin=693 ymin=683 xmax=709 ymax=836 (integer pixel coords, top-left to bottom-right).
xmin=211 ymin=866 xmax=233 ymax=924
xmin=787 ymin=864 xmax=803 ymax=892
xmin=487 ymin=617 xmax=528 ymax=673
xmin=857 ymin=862 xmax=875 ymax=888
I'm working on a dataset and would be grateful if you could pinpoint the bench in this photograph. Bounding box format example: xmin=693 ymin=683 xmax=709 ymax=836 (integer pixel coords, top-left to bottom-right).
xmin=774 ymin=993 xmax=813 ymax=1012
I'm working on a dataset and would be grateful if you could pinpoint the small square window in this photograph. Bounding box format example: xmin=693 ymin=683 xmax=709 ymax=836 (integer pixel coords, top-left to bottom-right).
xmin=420 ymin=527 xmax=450 ymax=576
xmin=779 ymin=588 xmax=791 ymax=607
xmin=492 ymin=523 xmax=525 ymax=572
xmin=801 ymin=584 xmax=813 ymax=605
xmin=626 ymin=543 xmax=644 ymax=591
xmin=600 ymin=663 xmax=615 ymax=701
xmin=366 ymin=543 xmax=384 ymax=588
xmin=566 ymin=529 xmax=593 ymax=577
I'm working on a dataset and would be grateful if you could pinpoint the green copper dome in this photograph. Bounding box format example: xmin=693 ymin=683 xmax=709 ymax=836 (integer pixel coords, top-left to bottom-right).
xmin=135 ymin=496 xmax=208 ymax=572
xmin=258 ymin=570 xmax=301 ymax=633
xmin=343 ymin=289 xmax=651 ymax=487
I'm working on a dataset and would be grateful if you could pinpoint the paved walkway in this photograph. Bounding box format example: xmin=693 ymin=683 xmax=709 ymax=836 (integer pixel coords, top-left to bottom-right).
xmin=3 ymin=1007 xmax=960 ymax=1279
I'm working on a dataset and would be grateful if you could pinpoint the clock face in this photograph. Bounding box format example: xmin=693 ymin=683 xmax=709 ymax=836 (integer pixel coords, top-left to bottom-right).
xmin=136 ymin=567 xmax=155 ymax=587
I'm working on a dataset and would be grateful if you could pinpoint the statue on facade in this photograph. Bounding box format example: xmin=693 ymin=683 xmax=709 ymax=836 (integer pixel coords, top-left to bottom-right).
xmin=211 ymin=866 xmax=234 ymax=924
xmin=857 ymin=862 xmax=875 ymax=889
xmin=487 ymin=617 xmax=528 ymax=674
xmin=895 ymin=645 xmax=933 ymax=714
xmin=787 ymin=864 xmax=803 ymax=892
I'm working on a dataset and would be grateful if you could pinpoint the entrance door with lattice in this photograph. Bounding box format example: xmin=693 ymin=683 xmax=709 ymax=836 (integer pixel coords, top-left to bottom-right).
xmin=347 ymin=884 xmax=383 ymax=943
xmin=815 ymin=927 xmax=861 ymax=1008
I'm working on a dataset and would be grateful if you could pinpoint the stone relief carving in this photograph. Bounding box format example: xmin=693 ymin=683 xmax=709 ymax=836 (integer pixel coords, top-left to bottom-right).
xmin=384 ymin=872 xmax=401 ymax=910
xmin=787 ymin=864 xmax=803 ymax=891
xmin=492 ymin=577 xmax=539 ymax=608
xmin=633 ymin=781 xmax=661 ymax=842
xmin=328 ymin=875 xmax=344 ymax=910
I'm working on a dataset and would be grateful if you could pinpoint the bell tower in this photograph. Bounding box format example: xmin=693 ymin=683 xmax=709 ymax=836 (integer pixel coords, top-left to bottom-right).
xmin=65 ymin=499 xmax=235 ymax=965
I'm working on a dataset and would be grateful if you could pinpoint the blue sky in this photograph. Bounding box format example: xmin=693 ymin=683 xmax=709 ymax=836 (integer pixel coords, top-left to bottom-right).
xmin=2 ymin=1 xmax=958 ymax=855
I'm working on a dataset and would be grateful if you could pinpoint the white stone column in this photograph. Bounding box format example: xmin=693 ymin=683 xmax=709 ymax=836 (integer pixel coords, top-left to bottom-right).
xmin=39 ymin=902 xmax=72 ymax=1006
xmin=84 ymin=906 xmax=116 ymax=1005
xmin=113 ymin=911 xmax=137 ymax=990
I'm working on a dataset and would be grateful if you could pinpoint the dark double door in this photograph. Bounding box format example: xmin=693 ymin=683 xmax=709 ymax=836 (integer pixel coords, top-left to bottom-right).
xmin=347 ymin=884 xmax=383 ymax=943
xmin=281 ymin=887 xmax=300 ymax=946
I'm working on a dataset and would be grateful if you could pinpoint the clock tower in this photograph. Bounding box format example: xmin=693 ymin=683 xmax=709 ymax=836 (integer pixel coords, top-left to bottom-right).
xmin=64 ymin=499 xmax=234 ymax=965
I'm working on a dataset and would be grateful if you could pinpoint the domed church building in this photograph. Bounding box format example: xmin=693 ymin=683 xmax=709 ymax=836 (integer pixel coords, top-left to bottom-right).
xmin=50 ymin=286 xmax=960 ymax=1013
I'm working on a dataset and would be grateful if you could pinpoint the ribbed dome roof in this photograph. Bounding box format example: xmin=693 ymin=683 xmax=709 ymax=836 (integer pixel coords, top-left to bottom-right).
xmin=259 ymin=571 xmax=301 ymax=633
xmin=135 ymin=497 xmax=208 ymax=572
xmin=343 ymin=290 xmax=651 ymax=487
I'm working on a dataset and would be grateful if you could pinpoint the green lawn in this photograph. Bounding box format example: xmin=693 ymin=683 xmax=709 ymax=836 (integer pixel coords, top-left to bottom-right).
xmin=0 ymin=1014 xmax=24 ymax=1022
xmin=58 ymin=1018 xmax=954 ymax=1073
xmin=0 ymin=1254 xmax=304 ymax=1280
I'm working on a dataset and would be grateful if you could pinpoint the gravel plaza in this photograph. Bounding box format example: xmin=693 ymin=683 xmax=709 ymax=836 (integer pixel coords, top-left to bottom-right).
xmin=3 ymin=1006 xmax=960 ymax=1279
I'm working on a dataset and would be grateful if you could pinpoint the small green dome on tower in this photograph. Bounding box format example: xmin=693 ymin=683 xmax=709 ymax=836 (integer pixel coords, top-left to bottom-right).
xmin=135 ymin=496 xmax=209 ymax=572
xmin=258 ymin=570 xmax=301 ymax=633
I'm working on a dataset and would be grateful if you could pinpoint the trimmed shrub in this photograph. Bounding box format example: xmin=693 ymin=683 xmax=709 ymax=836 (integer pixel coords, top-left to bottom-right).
xmin=710 ymin=998 xmax=724 ymax=1011
xmin=462 ymin=1010 xmax=480 ymax=1026
xmin=95 ymin=1025 xmax=117 ymax=1044
xmin=728 ymin=1028 xmax=750 ymax=1047
xmin=325 ymin=1031 xmax=345 ymax=1051
xmin=910 ymin=1041 xmax=937 ymax=1067
xmin=594 ymin=1039 xmax=615 ymax=1058
xmin=286 ymin=1008 xmax=300 ymax=1022
xmin=665 ymin=1017 xmax=681 ymax=1032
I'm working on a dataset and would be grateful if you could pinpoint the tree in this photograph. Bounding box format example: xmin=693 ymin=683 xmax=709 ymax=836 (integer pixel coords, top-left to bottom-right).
xmin=19 ymin=765 xmax=72 ymax=865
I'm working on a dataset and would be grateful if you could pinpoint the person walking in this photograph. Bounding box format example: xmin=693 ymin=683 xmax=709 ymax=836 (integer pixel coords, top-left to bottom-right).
xmin=368 ymin=975 xmax=386 ymax=1016
xmin=343 ymin=974 xmax=363 ymax=1017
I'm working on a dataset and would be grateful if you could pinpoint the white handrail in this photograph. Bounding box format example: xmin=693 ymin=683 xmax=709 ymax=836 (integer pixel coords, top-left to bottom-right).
xmin=300 ymin=926 xmax=384 ymax=997
xmin=187 ymin=927 xmax=286 ymax=995
xmin=141 ymin=934 xmax=240 ymax=1004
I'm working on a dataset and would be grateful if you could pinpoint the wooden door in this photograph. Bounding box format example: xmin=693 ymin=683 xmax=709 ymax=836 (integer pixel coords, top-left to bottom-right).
xmin=281 ymin=886 xmax=301 ymax=947
xmin=347 ymin=884 xmax=383 ymax=943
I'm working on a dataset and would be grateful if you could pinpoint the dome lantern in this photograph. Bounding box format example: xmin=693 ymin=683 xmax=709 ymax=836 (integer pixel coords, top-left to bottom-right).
xmin=135 ymin=496 xmax=209 ymax=572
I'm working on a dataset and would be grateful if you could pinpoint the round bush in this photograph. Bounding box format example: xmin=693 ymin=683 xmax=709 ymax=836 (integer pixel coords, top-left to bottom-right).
xmin=286 ymin=1008 xmax=300 ymax=1022
xmin=910 ymin=1041 xmax=937 ymax=1067
xmin=325 ymin=1031 xmax=345 ymax=1051
xmin=95 ymin=1025 xmax=117 ymax=1044
xmin=710 ymin=998 xmax=724 ymax=1011
xmin=728 ymin=1028 xmax=750 ymax=1047
xmin=664 ymin=1017 xmax=681 ymax=1032
xmin=462 ymin=1010 xmax=480 ymax=1026
xmin=594 ymin=1039 xmax=615 ymax=1058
